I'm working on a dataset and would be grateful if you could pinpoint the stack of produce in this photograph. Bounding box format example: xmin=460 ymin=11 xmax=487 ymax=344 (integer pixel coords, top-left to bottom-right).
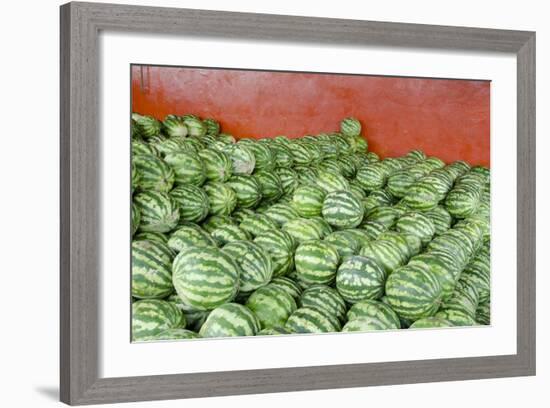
xmin=130 ymin=113 xmax=490 ymax=341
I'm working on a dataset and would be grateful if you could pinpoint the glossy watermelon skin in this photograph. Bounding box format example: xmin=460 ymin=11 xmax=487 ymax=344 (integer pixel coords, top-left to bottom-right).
xmin=340 ymin=117 xmax=362 ymax=137
xmin=253 ymin=229 xmax=296 ymax=277
xmin=359 ymin=240 xmax=404 ymax=277
xmin=133 ymin=154 xmax=175 ymax=193
xmin=269 ymin=277 xmax=302 ymax=301
xmin=385 ymin=264 xmax=442 ymax=321
xmin=211 ymin=225 xmax=250 ymax=246
xmin=172 ymin=247 xmax=240 ymax=310
xmin=132 ymin=239 xmax=174 ymax=299
xmin=322 ymin=190 xmax=364 ymax=229
xmin=300 ymin=285 xmax=347 ymax=323
xmin=199 ymin=303 xmax=261 ymax=337
xmin=163 ymin=151 xmax=206 ymax=186
xmin=167 ymin=225 xmax=216 ymax=253
xmin=202 ymin=182 xmax=237 ymax=216
xmin=291 ymin=184 xmax=326 ymax=217
xmin=336 ymin=255 xmax=386 ymax=304
xmin=246 ymin=284 xmax=297 ymax=329
xmin=395 ymin=212 xmax=436 ymax=246
xmin=132 ymin=299 xmax=184 ymax=341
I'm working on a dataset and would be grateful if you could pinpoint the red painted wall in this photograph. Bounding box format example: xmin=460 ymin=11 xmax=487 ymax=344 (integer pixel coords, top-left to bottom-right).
xmin=132 ymin=66 xmax=490 ymax=167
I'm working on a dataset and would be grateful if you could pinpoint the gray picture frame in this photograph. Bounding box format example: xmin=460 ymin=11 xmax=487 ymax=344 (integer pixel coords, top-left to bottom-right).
xmin=60 ymin=2 xmax=536 ymax=405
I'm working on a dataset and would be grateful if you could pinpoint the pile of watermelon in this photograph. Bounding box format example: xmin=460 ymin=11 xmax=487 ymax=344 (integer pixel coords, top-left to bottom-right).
xmin=131 ymin=113 xmax=490 ymax=341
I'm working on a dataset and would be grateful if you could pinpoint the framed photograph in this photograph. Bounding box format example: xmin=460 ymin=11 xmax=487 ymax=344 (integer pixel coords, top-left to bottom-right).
xmin=60 ymin=2 xmax=536 ymax=405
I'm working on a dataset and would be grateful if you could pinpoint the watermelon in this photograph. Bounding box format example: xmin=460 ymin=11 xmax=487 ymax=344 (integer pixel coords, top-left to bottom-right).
xmin=291 ymin=184 xmax=326 ymax=217
xmin=134 ymin=190 xmax=180 ymax=233
xmin=288 ymin=141 xmax=312 ymax=165
xmin=282 ymin=217 xmax=323 ymax=243
xmin=163 ymin=151 xmax=206 ymax=186
xmin=165 ymin=293 xmax=210 ymax=331
xmin=202 ymin=182 xmax=237 ymax=216
xmin=376 ymin=231 xmax=412 ymax=262
xmin=201 ymin=215 xmax=236 ymax=233
xmin=134 ymin=231 xmax=168 ymax=245
xmin=365 ymin=205 xmax=398 ymax=228
xmin=356 ymin=163 xmax=388 ymax=191
xmin=238 ymin=212 xmax=277 ymax=236
xmin=315 ymin=171 xmax=350 ymax=194
xmin=476 ymin=301 xmax=490 ymax=325
xmin=132 ymin=239 xmax=174 ymax=299
xmin=253 ymin=229 xmax=295 ymax=277
xmin=223 ymin=240 xmax=273 ymax=293
xmin=424 ymin=205 xmax=452 ymax=235
xmin=359 ymin=240 xmax=404 ymax=276
xmin=337 ymin=156 xmax=358 ymax=179
xmin=294 ymin=240 xmax=340 ymax=286
xmin=152 ymin=328 xmax=199 ymax=340
xmin=264 ymin=203 xmax=300 ymax=226
xmin=359 ymin=220 xmax=387 ymax=240
xmin=203 ymin=118 xmax=220 ymax=136
xmin=346 ymin=299 xmax=401 ymax=329
xmin=154 ymin=138 xmax=188 ymax=156
xmin=269 ymin=276 xmax=302 ymax=301
xmin=318 ymin=158 xmax=344 ymax=175
xmin=285 ymin=307 xmax=339 ymax=333
xmin=172 ymin=246 xmax=240 ymax=310
xmin=386 ymin=170 xmax=418 ymax=198
xmin=342 ymin=317 xmax=390 ymax=332
xmin=366 ymin=151 xmax=380 ymax=163
xmin=441 ymin=281 xmax=479 ymax=318
xmin=340 ymin=117 xmax=361 ymax=137
xmin=241 ymin=142 xmax=275 ymax=171
xmin=385 ymin=263 xmax=442 ymax=320
xmin=300 ymin=285 xmax=347 ymax=323
xmin=131 ymin=202 xmax=141 ymax=236
xmin=222 ymin=144 xmax=256 ymax=175
xmin=133 ymin=154 xmax=175 ymax=192
xmin=134 ymin=115 xmax=162 ymax=139
xmin=225 ymin=175 xmax=263 ymax=209
xmin=132 ymin=139 xmax=159 ymax=157
xmin=167 ymin=225 xmax=216 ymax=253
xmin=246 ymin=284 xmax=297 ymax=329
xmin=162 ymin=116 xmax=188 ymax=138
xmin=211 ymin=224 xmax=250 ymax=246
xmin=324 ymin=230 xmax=361 ymax=258
xmin=270 ymin=143 xmax=294 ymax=168
xmin=445 ymin=183 xmax=482 ymax=218
xmin=409 ymin=316 xmax=453 ymax=329
xmin=321 ymin=190 xmax=364 ymax=229
xmin=435 ymin=309 xmax=476 ymax=326
xmin=257 ymin=326 xmax=292 ymax=336
xmin=183 ymin=116 xmax=207 ymax=137
xmin=402 ymin=183 xmax=440 ymax=211
xmin=199 ymin=303 xmax=261 ymax=337
xmin=274 ymin=167 xmax=299 ymax=197
xmin=198 ymin=149 xmax=233 ymax=182
xmin=336 ymin=255 xmax=386 ymax=303
xmin=132 ymin=299 xmax=184 ymax=341
xmin=408 ymin=253 xmax=455 ymax=301
xmin=254 ymin=170 xmax=283 ymax=202
xmin=395 ymin=212 xmax=436 ymax=246
xmin=170 ymin=185 xmax=209 ymax=223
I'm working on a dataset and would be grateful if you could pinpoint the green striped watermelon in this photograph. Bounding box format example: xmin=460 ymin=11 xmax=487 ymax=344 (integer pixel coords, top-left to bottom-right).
xmin=246 ymin=284 xmax=297 ymax=329
xmin=359 ymin=240 xmax=404 ymax=277
xmin=402 ymin=183 xmax=440 ymax=211
xmin=294 ymin=240 xmax=340 ymax=286
xmin=356 ymin=163 xmax=388 ymax=191
xmin=201 ymin=214 xmax=236 ymax=233
xmin=134 ymin=231 xmax=168 ymax=245
xmin=183 ymin=116 xmax=207 ymax=137
xmin=163 ymin=151 xmax=206 ymax=186
xmin=165 ymin=293 xmax=210 ymax=331
xmin=211 ymin=224 xmax=250 ymax=246
xmin=285 ymin=307 xmax=339 ymax=333
xmin=315 ymin=171 xmax=350 ymax=194
xmin=132 ymin=139 xmax=159 ymax=157
xmin=270 ymin=143 xmax=294 ymax=168
xmin=198 ymin=149 xmax=233 ymax=182
xmin=424 ymin=205 xmax=452 ymax=235
xmin=253 ymin=229 xmax=296 ymax=277
xmin=134 ymin=115 xmax=162 ymax=139
xmin=409 ymin=316 xmax=453 ymax=329
xmin=395 ymin=212 xmax=436 ymax=246
xmin=346 ymin=299 xmax=400 ymax=329
xmin=162 ymin=116 xmax=188 ymax=138
xmin=385 ymin=263 xmax=442 ymax=320
xmin=264 ymin=203 xmax=300 ymax=226
xmin=254 ymin=170 xmax=283 ymax=202
xmin=202 ymin=182 xmax=237 ymax=216
xmin=291 ymin=184 xmax=326 ymax=217
xmin=222 ymin=144 xmax=256 ymax=175
xmin=340 ymin=117 xmax=361 ymax=137
xmin=274 ymin=167 xmax=299 ymax=197
xmin=408 ymin=253 xmax=455 ymax=302
xmin=475 ymin=301 xmax=490 ymax=325
xmin=223 ymin=240 xmax=273 ymax=293
xmin=225 ymin=175 xmax=263 ymax=209
xmin=132 ymin=299 xmax=184 ymax=341
xmin=321 ymin=190 xmax=364 ymax=229
xmin=238 ymin=212 xmax=278 ymax=236
xmin=282 ymin=217 xmax=323 ymax=243
xmin=203 ymin=118 xmax=220 ymax=137
xmin=131 ymin=201 xmax=141 ymax=236
xmin=132 ymin=239 xmax=174 ymax=299
xmin=134 ymin=190 xmax=180 ymax=233
xmin=167 ymin=224 xmax=216 ymax=253
xmin=152 ymin=328 xmax=199 ymax=340
xmin=342 ymin=316 xmax=390 ymax=332
xmin=133 ymin=154 xmax=175 ymax=193
xmin=435 ymin=309 xmax=476 ymax=326
xmin=170 ymin=185 xmax=209 ymax=223
xmin=300 ymin=285 xmax=347 ymax=323
xmin=288 ymin=141 xmax=313 ymax=165
xmin=336 ymin=255 xmax=386 ymax=303
xmin=199 ymin=303 xmax=261 ymax=337
xmin=376 ymin=231 xmax=412 ymax=262
xmin=172 ymin=246 xmax=240 ymax=310
xmin=365 ymin=205 xmax=398 ymax=228
xmin=324 ymin=230 xmax=361 ymax=258
xmin=257 ymin=326 xmax=292 ymax=336
xmin=359 ymin=220 xmax=387 ymax=240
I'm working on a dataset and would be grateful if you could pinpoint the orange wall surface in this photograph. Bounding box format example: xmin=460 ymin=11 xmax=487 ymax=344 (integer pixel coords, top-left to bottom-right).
xmin=132 ymin=66 xmax=490 ymax=167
